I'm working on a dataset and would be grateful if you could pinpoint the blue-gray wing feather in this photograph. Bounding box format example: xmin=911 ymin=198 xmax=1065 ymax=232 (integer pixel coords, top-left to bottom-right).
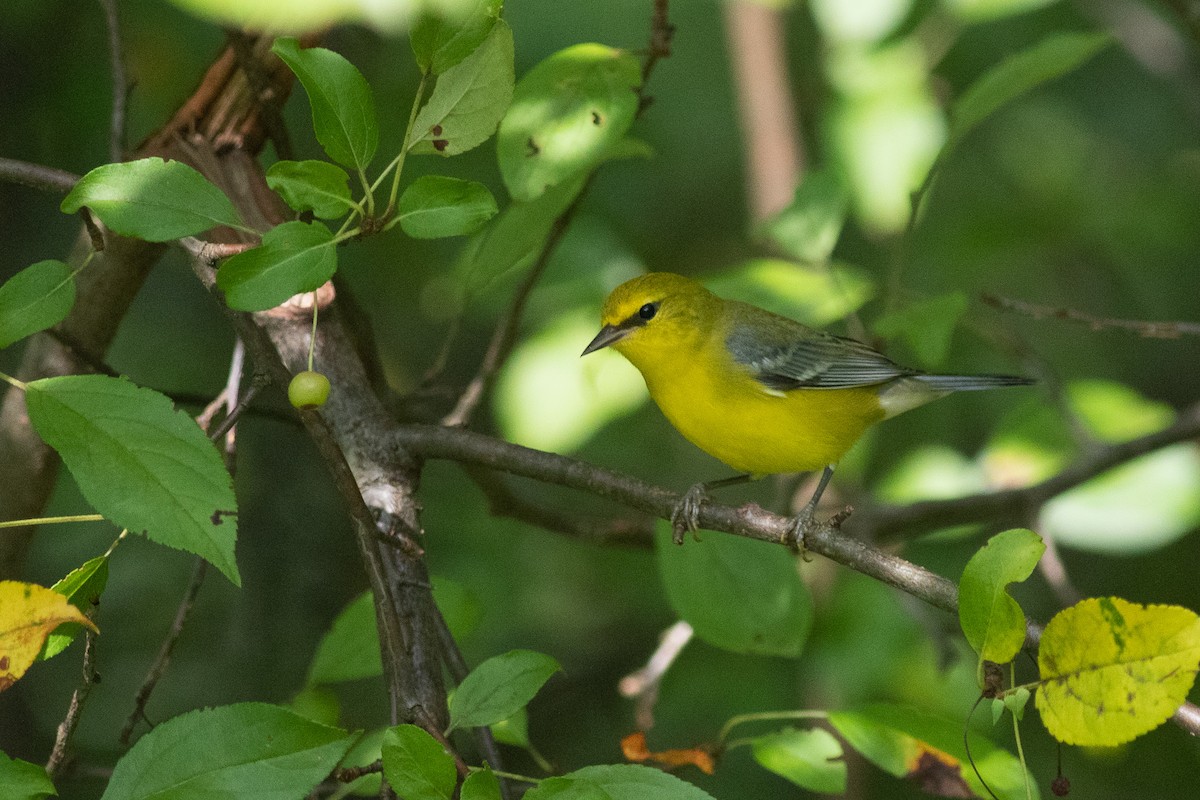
xmin=724 ymin=307 xmax=915 ymax=391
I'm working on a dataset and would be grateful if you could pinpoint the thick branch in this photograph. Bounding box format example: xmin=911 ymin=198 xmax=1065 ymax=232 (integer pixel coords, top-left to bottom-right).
xmin=0 ymin=157 xmax=79 ymax=193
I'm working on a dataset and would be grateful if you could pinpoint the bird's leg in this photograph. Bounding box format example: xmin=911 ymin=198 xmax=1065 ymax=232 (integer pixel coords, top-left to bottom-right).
xmin=784 ymin=465 xmax=836 ymax=556
xmin=670 ymin=474 xmax=753 ymax=544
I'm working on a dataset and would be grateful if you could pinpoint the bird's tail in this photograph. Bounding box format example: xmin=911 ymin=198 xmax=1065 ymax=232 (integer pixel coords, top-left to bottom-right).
xmin=878 ymin=372 xmax=1033 ymax=418
xmin=912 ymin=373 xmax=1035 ymax=391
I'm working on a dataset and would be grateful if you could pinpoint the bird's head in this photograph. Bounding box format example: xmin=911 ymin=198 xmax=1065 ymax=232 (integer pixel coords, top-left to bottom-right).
xmin=582 ymin=272 xmax=718 ymax=364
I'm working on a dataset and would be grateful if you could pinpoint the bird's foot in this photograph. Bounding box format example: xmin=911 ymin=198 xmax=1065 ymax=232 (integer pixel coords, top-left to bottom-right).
xmin=670 ymin=482 xmax=709 ymax=544
xmin=782 ymin=504 xmax=853 ymax=561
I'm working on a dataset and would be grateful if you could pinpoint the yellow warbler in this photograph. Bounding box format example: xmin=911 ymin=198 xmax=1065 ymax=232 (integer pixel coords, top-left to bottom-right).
xmin=582 ymin=272 xmax=1032 ymax=547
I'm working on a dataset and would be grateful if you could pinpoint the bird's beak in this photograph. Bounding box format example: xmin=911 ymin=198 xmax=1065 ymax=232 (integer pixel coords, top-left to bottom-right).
xmin=581 ymin=324 xmax=629 ymax=356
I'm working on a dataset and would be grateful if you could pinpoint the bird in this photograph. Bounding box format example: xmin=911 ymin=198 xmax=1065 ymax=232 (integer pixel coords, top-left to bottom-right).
xmin=581 ymin=272 xmax=1033 ymax=550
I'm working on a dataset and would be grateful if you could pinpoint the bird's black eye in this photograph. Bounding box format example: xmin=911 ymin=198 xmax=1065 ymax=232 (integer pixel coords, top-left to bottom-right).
xmin=638 ymin=302 xmax=658 ymax=320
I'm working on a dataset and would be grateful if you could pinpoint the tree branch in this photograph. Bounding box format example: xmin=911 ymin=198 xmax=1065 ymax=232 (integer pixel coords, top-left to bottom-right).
xmin=0 ymin=157 xmax=79 ymax=193
xmin=982 ymin=293 xmax=1200 ymax=339
xmin=98 ymin=0 xmax=129 ymax=162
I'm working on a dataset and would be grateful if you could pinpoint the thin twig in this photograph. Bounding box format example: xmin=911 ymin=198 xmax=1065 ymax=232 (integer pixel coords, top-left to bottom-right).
xmin=225 ymin=28 xmax=294 ymax=161
xmin=437 ymin=1 xmax=675 ymax=428
xmin=0 ymin=157 xmax=80 ymax=193
xmin=98 ymin=0 xmax=128 ymax=162
xmin=432 ymin=605 xmax=512 ymax=800
xmin=619 ymin=620 xmax=694 ymax=730
xmin=467 ymin=464 xmax=654 ymax=546
xmin=982 ymin=293 xmax=1200 ymax=339
xmin=440 ymin=200 xmax=583 ymax=428
xmin=119 ymin=557 xmax=208 ymax=744
xmin=46 ymin=630 xmax=99 ymax=779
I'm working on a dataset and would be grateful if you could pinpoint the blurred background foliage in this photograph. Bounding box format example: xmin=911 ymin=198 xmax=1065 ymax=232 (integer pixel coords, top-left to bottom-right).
xmin=3 ymin=0 xmax=1200 ymax=797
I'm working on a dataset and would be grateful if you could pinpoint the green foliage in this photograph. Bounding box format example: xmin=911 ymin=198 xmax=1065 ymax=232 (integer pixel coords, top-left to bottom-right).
xmin=0 ymin=752 xmax=56 ymax=800
xmin=307 ymin=591 xmax=382 ymax=686
xmin=0 ymin=260 xmax=75 ymax=349
xmin=24 ymin=375 xmax=240 ymax=585
xmin=958 ymin=528 xmax=1044 ymax=669
xmin=949 ymin=32 xmax=1111 ymax=150
xmin=459 ymin=175 xmax=585 ymax=286
xmin=411 ymin=0 xmax=504 ymax=75
xmin=165 ymin=0 xmax=470 ymax=33
xmin=272 ymin=39 xmax=380 ymax=171
xmin=828 ymin=705 xmax=1036 ymax=800
xmin=704 ymin=259 xmax=875 ymax=328
xmin=497 ymin=43 xmax=642 ymax=201
xmin=266 ymin=160 xmax=355 ymax=219
xmin=397 ymin=175 xmax=498 ymax=238
xmin=380 ymin=724 xmax=457 ymax=800
xmin=1035 ymin=597 xmax=1200 ymax=746
xmin=40 ymin=555 xmax=109 ymax=660
xmin=750 ymin=727 xmax=846 ymax=794
xmin=216 ymin=220 xmax=338 ymax=311
xmin=656 ymin=525 xmax=812 ymax=657
xmin=447 ymin=649 xmax=560 ymax=732
xmin=409 ymin=20 xmax=515 ymax=156
xmin=61 ymin=158 xmax=244 ymax=241
xmin=524 ymin=765 xmax=717 ymax=800
xmin=461 ymin=767 xmax=503 ymax=800
xmin=872 ymin=291 xmax=969 ymax=367
xmin=759 ymin=168 xmax=848 ymax=264
xmin=100 ymin=703 xmax=358 ymax=799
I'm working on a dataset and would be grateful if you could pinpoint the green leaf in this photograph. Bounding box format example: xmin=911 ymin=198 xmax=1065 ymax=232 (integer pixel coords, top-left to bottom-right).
xmin=704 ymin=259 xmax=875 ymax=328
xmin=266 ymin=160 xmax=354 ymax=219
xmin=949 ymin=32 xmax=1111 ymax=149
xmin=829 ymin=704 xmax=1034 ymax=800
xmin=958 ymin=528 xmax=1044 ymax=669
xmin=101 ymin=703 xmax=358 ymax=800
xmin=656 ymin=524 xmax=812 ymax=657
xmin=1003 ymin=687 xmax=1030 ymax=722
xmin=61 ymin=158 xmax=243 ymax=241
xmin=489 ymin=707 xmax=530 ymax=748
xmin=461 ymin=767 xmax=503 ymax=800
xmin=873 ymin=291 xmax=969 ymax=367
xmin=0 ymin=751 xmax=56 ymax=800
xmin=759 ymin=168 xmax=848 ymax=264
xmin=0 ymin=260 xmax=75 ymax=349
xmin=217 ymin=220 xmax=337 ymax=312
xmin=460 ymin=175 xmax=585 ymax=288
xmin=525 ymin=764 xmax=717 ymax=800
xmin=497 ymin=43 xmax=642 ymax=201
xmin=751 ymin=727 xmax=846 ymax=795
xmin=409 ymin=20 xmax=514 ymax=156
xmin=307 ymin=591 xmax=382 ymax=686
xmin=164 ymin=0 xmax=437 ymax=33
xmin=306 ymin=580 xmax=478 ymax=687
xmin=432 ymin=576 xmax=483 ymax=641
xmin=411 ymin=0 xmax=503 ymax=75
xmin=380 ymin=725 xmax=457 ymax=800
xmin=287 ymin=685 xmax=341 ymax=727
xmin=272 ymin=38 xmax=379 ymax=170
xmin=40 ymin=555 xmax=109 ymax=660
xmin=24 ymin=375 xmax=240 ymax=586
xmin=334 ymin=728 xmax=386 ymax=797
xmin=448 ymin=649 xmax=560 ymax=731
xmin=398 ymin=176 xmax=498 ymax=238
xmin=1036 ymin=597 xmax=1200 ymax=746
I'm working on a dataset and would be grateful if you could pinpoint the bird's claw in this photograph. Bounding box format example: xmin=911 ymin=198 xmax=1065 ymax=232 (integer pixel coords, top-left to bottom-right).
xmin=783 ymin=503 xmax=854 ymax=561
xmin=670 ymin=482 xmax=708 ymax=544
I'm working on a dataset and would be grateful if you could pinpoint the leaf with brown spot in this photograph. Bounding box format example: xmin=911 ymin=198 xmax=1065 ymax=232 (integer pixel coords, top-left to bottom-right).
xmin=0 ymin=581 xmax=98 ymax=692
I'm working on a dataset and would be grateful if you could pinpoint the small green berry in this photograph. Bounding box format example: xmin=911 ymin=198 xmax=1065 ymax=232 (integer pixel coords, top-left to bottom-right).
xmin=288 ymin=370 xmax=330 ymax=409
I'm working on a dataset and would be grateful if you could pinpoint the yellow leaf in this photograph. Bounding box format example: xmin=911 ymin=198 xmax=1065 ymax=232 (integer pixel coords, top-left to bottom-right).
xmin=1036 ymin=597 xmax=1200 ymax=746
xmin=0 ymin=580 xmax=98 ymax=692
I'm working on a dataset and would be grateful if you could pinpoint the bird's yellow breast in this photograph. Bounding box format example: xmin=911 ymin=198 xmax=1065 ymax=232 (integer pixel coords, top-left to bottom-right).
xmin=629 ymin=335 xmax=886 ymax=476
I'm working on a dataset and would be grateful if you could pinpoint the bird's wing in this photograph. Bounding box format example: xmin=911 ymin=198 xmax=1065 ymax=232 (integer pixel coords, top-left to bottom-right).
xmin=724 ymin=308 xmax=915 ymax=392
